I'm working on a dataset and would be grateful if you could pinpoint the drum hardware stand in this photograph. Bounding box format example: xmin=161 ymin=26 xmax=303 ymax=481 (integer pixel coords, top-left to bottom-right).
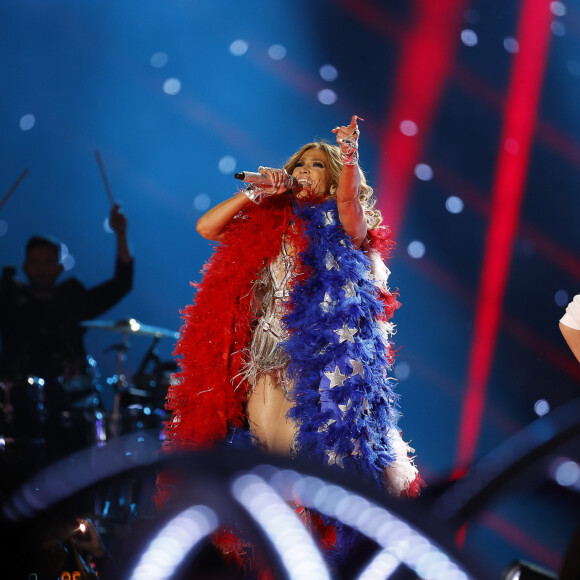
xmin=134 ymin=336 xmax=161 ymax=382
xmin=103 ymin=336 xmax=130 ymax=440
xmin=113 ymin=332 xmax=130 ymax=439
xmin=77 ymin=318 xmax=179 ymax=530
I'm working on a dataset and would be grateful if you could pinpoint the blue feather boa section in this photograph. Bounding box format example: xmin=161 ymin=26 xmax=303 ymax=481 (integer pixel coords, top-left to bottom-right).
xmin=283 ymin=198 xmax=400 ymax=489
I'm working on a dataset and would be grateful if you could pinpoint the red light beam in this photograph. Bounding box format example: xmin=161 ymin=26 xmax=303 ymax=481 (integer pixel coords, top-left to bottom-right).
xmin=376 ymin=0 xmax=466 ymax=238
xmin=453 ymin=0 xmax=553 ymax=478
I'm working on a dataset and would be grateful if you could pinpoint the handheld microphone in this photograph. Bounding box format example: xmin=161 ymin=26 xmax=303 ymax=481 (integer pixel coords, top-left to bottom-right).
xmin=234 ymin=171 xmax=298 ymax=189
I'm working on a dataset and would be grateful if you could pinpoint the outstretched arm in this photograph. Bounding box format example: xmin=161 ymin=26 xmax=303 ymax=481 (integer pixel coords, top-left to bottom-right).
xmin=332 ymin=115 xmax=367 ymax=249
xmin=196 ymin=193 xmax=253 ymax=242
xmin=560 ymin=295 xmax=580 ymax=364
xmin=196 ymin=167 xmax=291 ymax=242
xmin=560 ymin=323 xmax=580 ymax=364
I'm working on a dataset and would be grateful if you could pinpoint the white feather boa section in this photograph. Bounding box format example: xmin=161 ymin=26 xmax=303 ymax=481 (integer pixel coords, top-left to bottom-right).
xmin=384 ymin=429 xmax=420 ymax=496
xmin=367 ymin=245 xmax=419 ymax=496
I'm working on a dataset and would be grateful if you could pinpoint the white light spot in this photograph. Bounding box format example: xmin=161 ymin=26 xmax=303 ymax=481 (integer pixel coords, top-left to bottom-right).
xmin=20 ymin=114 xmax=35 ymax=131
xmin=445 ymin=196 xmax=464 ymax=214
xmin=464 ymin=9 xmax=480 ymax=24
xmin=193 ymin=193 xmax=211 ymax=211
xmin=461 ymin=29 xmax=478 ymax=47
xmin=550 ymin=1 xmax=567 ymax=17
xmin=554 ymin=460 xmax=580 ymax=487
xmin=395 ymin=361 xmax=411 ymax=381
xmin=268 ymin=44 xmax=287 ymax=60
xmin=567 ymin=60 xmax=580 ymax=75
xmin=319 ymin=64 xmax=338 ymax=82
xmin=103 ymin=217 xmax=113 ymax=234
xmin=408 ymin=241 xmax=426 ymax=259
xmin=150 ymin=52 xmax=168 ymax=68
xmin=416 ymin=550 xmax=450 ymax=578
xmin=399 ymin=120 xmax=418 ymax=136
xmin=504 ymin=138 xmax=520 ymax=154
xmin=129 ymin=505 xmax=217 ymax=580
xmin=503 ymin=37 xmax=519 ymax=54
xmin=551 ymin=21 xmax=566 ymax=36
xmin=218 ymin=155 xmax=236 ymax=175
xmin=0 ymin=220 xmax=7 ymax=237
xmin=555 ymin=289 xmax=569 ymax=307
xmin=230 ymin=39 xmax=249 ymax=56
xmin=62 ymin=254 xmax=76 ymax=272
xmin=414 ymin=163 xmax=433 ymax=181
xmin=534 ymin=399 xmax=550 ymax=417
xmin=318 ymin=88 xmax=337 ymax=105
xmin=60 ymin=243 xmax=69 ymax=261
xmin=163 ymin=78 xmax=181 ymax=95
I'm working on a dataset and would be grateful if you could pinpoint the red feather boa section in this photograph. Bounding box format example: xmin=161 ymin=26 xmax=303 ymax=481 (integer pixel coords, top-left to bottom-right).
xmin=155 ymin=196 xmax=301 ymax=506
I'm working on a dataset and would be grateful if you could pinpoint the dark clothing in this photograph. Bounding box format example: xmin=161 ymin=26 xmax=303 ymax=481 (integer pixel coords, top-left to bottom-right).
xmin=0 ymin=258 xmax=133 ymax=476
xmin=0 ymin=258 xmax=133 ymax=487
xmin=0 ymin=259 xmax=133 ymax=381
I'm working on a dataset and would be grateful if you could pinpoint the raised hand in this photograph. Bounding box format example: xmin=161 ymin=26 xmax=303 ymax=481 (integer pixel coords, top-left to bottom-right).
xmin=109 ymin=204 xmax=128 ymax=235
xmin=332 ymin=115 xmax=363 ymax=165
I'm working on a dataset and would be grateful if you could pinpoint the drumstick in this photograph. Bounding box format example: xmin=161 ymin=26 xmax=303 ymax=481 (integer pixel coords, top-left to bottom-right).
xmin=94 ymin=150 xmax=116 ymax=207
xmin=0 ymin=168 xmax=29 ymax=212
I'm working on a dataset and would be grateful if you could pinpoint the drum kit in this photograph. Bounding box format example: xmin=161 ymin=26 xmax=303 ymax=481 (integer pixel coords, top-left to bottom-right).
xmin=0 ymin=160 xmax=183 ymax=576
xmin=79 ymin=317 xmax=178 ymax=441
xmin=0 ymin=316 xmax=178 ymax=477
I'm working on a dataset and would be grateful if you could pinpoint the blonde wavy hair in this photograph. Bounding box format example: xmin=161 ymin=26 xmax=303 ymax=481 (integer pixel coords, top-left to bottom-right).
xmin=283 ymin=141 xmax=382 ymax=229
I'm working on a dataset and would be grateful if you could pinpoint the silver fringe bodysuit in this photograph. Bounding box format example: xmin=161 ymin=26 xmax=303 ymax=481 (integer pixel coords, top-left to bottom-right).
xmin=242 ymin=236 xmax=295 ymax=392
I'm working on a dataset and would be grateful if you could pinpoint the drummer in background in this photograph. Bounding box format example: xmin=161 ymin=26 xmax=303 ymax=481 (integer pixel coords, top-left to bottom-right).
xmin=0 ymin=204 xmax=133 ymax=465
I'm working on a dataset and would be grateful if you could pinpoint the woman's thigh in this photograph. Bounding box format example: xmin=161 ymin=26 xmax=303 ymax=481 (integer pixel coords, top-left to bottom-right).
xmin=246 ymin=373 xmax=296 ymax=455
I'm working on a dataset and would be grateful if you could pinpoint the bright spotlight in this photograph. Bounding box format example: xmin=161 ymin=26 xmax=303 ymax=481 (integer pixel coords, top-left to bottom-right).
xmin=446 ymin=196 xmax=464 ymax=214
xmin=414 ymin=163 xmax=433 ymax=181
xmin=461 ymin=29 xmax=478 ymax=47
xmin=229 ymin=39 xmax=249 ymax=56
xmin=319 ymin=64 xmax=338 ymax=81
xmin=533 ymin=399 xmax=550 ymax=417
xmin=218 ymin=155 xmax=236 ymax=174
xmin=268 ymin=44 xmax=287 ymax=60
xmin=318 ymin=89 xmax=337 ymax=105
xmin=163 ymin=78 xmax=181 ymax=95
xmin=400 ymin=120 xmax=418 ymax=136
xmin=551 ymin=21 xmax=566 ymax=36
xmin=407 ymin=240 xmax=426 ymax=259
xmin=150 ymin=52 xmax=168 ymax=68
xmin=20 ymin=114 xmax=35 ymax=131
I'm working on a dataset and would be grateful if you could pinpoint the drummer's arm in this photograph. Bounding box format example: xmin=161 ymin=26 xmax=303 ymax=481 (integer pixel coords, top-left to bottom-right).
xmin=81 ymin=206 xmax=134 ymax=320
xmin=109 ymin=205 xmax=132 ymax=264
xmin=81 ymin=259 xmax=133 ymax=320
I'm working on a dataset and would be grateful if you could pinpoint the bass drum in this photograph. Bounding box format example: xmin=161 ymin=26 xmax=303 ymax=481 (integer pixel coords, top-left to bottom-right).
xmin=0 ymin=376 xmax=46 ymax=446
xmin=121 ymin=360 xmax=176 ymax=437
xmin=0 ymin=377 xmax=48 ymax=498
xmin=60 ymin=354 xmax=101 ymax=410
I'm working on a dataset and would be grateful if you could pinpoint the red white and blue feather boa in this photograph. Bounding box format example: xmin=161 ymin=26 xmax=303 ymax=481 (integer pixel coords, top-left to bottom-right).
xmin=156 ymin=193 xmax=421 ymax=565
xmin=283 ymin=198 xmax=408 ymax=486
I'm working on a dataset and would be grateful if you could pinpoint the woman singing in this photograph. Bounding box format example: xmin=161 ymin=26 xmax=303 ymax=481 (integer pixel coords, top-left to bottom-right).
xmin=157 ymin=115 xmax=422 ymax=568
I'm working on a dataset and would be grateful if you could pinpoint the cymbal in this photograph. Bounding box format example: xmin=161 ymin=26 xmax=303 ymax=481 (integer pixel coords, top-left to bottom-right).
xmin=80 ymin=318 xmax=179 ymax=339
